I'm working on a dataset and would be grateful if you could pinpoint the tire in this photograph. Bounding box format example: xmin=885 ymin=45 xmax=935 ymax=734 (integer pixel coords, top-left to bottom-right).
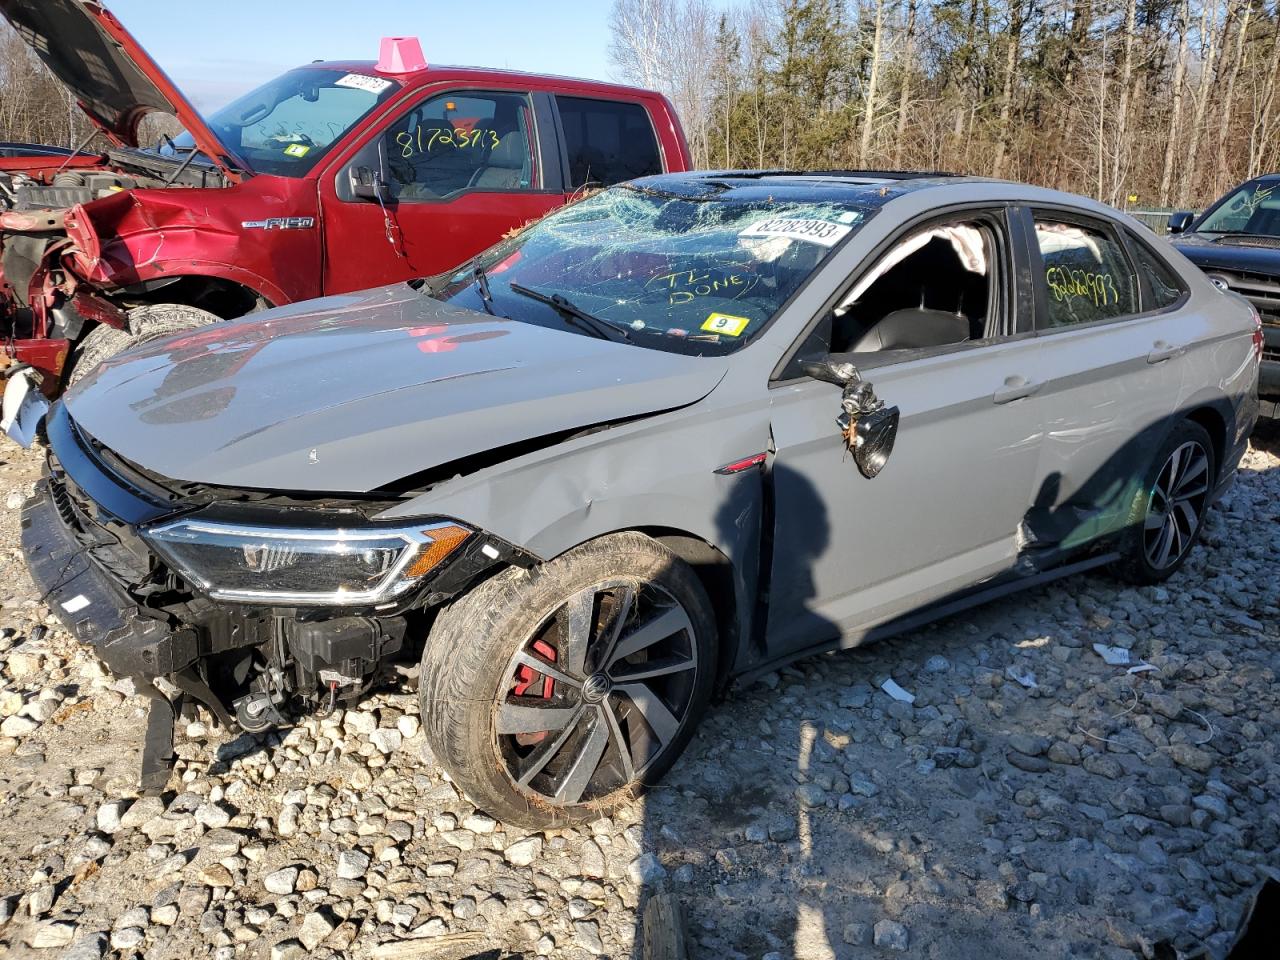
xmin=420 ymin=532 xmax=717 ymax=829
xmin=1114 ymin=419 xmax=1217 ymax=584
xmin=67 ymin=303 xmax=220 ymax=386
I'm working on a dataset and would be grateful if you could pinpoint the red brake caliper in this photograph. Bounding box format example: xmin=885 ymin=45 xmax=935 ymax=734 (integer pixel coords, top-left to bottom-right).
xmin=511 ymin=639 xmax=558 ymax=744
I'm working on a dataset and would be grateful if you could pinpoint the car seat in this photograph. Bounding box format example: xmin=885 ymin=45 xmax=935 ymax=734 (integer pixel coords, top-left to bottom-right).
xmin=468 ymin=132 xmax=529 ymax=190
xmin=847 ymin=307 xmax=971 ymax=352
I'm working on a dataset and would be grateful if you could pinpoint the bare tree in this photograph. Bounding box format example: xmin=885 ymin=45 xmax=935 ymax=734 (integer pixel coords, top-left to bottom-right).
xmin=1212 ymin=0 xmax=1255 ymax=195
xmin=1248 ymin=11 xmax=1280 ymax=177
xmin=892 ymin=0 xmax=919 ymax=166
xmin=859 ymin=0 xmax=890 ymax=165
xmin=1107 ymin=0 xmax=1138 ymax=205
xmin=609 ymin=0 xmax=675 ymax=90
xmin=1160 ymin=0 xmax=1191 ymax=205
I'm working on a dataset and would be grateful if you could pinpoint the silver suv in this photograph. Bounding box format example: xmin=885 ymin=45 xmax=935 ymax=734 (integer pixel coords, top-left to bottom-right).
xmin=21 ymin=172 xmax=1261 ymax=828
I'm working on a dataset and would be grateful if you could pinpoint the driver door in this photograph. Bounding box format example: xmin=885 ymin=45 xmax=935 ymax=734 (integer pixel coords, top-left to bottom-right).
xmin=764 ymin=207 xmax=1046 ymax=656
xmin=320 ymin=88 xmax=567 ymax=294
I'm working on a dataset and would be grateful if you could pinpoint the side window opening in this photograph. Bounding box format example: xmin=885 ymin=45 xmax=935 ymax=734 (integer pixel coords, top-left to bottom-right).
xmin=1033 ymin=216 xmax=1138 ymax=328
xmin=828 ymin=220 xmax=997 ymax=354
xmin=555 ymin=96 xmax=662 ymax=190
xmin=1126 ymin=233 xmax=1186 ymax=310
xmin=382 ymin=91 xmax=537 ymax=201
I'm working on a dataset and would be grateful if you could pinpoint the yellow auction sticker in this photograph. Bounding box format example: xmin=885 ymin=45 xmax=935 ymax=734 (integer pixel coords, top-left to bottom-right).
xmin=284 ymin=143 xmax=311 ymax=158
xmin=701 ymin=313 xmax=750 ymax=337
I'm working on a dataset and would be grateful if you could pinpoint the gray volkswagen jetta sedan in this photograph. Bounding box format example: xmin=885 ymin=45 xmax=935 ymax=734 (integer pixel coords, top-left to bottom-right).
xmin=21 ymin=172 xmax=1261 ymax=827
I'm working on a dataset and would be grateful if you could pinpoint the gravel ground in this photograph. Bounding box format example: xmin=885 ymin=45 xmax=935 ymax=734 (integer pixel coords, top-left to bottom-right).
xmin=0 ymin=426 xmax=1276 ymax=960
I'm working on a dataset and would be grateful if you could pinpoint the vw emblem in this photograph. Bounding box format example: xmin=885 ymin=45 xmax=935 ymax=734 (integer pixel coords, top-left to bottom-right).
xmin=582 ymin=673 xmax=612 ymax=704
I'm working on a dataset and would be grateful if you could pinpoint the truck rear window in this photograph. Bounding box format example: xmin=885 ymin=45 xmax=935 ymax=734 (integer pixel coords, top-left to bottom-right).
xmin=555 ymin=97 xmax=661 ymax=190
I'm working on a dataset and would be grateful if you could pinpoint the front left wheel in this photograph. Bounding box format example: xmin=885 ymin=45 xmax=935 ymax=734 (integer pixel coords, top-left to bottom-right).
xmin=420 ymin=532 xmax=717 ymax=829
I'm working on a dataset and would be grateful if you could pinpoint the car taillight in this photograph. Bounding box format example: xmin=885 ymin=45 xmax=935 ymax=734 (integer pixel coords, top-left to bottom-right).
xmin=1251 ymin=305 xmax=1264 ymax=361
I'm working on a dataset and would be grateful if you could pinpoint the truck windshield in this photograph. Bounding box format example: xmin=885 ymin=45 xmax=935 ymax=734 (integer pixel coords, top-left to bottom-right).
xmin=1197 ymin=179 xmax=1280 ymax=236
xmin=432 ymin=184 xmax=875 ymax=355
xmin=170 ymin=67 xmax=401 ymax=177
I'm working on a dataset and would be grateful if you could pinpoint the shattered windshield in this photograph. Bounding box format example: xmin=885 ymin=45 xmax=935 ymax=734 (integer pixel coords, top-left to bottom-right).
xmin=431 ymin=184 xmax=875 ymax=354
xmin=1197 ymin=180 xmax=1280 ymax=236
xmin=169 ymin=67 xmax=401 ymax=176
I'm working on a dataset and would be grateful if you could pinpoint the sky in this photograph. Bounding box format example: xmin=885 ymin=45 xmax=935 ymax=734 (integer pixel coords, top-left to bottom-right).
xmin=107 ymin=0 xmax=624 ymax=112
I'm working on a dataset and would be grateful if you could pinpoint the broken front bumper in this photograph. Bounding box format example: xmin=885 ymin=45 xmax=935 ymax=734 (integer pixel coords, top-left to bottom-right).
xmin=20 ymin=480 xmax=194 ymax=679
xmin=21 ymin=477 xmax=191 ymax=793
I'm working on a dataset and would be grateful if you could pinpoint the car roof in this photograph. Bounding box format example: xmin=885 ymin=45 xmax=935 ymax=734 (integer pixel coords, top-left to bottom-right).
xmin=625 ymin=170 xmax=989 ymax=207
xmin=625 ymin=170 xmax=1140 ymax=223
xmin=305 ymin=60 xmax=667 ymax=98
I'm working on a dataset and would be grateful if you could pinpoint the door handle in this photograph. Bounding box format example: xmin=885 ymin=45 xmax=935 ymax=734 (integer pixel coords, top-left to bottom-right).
xmin=993 ymin=375 xmax=1043 ymax=404
xmin=1147 ymin=340 xmax=1185 ymax=364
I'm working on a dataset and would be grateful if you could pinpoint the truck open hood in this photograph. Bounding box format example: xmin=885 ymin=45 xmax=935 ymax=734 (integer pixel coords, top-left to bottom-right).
xmin=64 ymin=285 xmax=729 ymax=494
xmin=0 ymin=0 xmax=244 ymax=178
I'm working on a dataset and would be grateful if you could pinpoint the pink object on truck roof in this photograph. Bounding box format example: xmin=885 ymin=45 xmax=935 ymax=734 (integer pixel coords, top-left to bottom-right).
xmin=378 ymin=36 xmax=428 ymax=73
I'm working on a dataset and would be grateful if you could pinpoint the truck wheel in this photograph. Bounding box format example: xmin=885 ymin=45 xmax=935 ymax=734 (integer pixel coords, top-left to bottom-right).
xmin=67 ymin=303 xmax=220 ymax=386
xmin=1114 ymin=419 xmax=1216 ymax=584
xmin=420 ymin=532 xmax=717 ymax=829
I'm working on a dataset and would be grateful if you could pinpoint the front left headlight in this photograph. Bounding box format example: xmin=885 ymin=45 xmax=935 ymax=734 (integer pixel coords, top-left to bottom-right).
xmin=143 ymin=518 xmax=471 ymax=605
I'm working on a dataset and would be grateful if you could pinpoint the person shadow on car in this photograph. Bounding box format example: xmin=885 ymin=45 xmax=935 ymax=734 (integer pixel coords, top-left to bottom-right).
xmin=632 ymin=462 xmax=848 ymax=959
xmin=630 ymin=406 xmax=1266 ymax=960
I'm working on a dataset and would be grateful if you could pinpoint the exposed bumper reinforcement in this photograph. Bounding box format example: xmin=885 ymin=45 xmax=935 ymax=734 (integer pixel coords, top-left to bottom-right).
xmin=138 ymin=684 xmax=178 ymax=796
xmin=20 ymin=479 xmax=196 ymax=678
xmin=21 ymin=480 xmax=190 ymax=793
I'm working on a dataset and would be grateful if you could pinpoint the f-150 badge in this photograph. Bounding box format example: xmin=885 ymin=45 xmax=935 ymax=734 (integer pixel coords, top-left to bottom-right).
xmin=241 ymin=217 xmax=315 ymax=230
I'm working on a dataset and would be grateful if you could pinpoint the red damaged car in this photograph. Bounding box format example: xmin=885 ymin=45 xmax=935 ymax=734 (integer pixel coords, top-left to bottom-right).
xmin=0 ymin=0 xmax=689 ymax=438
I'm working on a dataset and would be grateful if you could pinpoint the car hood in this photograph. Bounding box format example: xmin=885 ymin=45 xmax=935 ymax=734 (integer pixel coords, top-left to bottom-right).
xmin=0 ymin=0 xmax=242 ymax=178
xmin=1172 ymin=232 xmax=1280 ymax=274
xmin=65 ymin=285 xmax=730 ymax=494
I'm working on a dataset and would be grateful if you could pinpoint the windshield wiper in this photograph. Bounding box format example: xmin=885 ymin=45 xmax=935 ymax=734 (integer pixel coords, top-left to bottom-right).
xmin=508 ymin=282 xmax=633 ymax=343
xmin=473 ymin=265 xmax=506 ymax=318
xmin=1211 ymin=230 xmax=1280 ymax=241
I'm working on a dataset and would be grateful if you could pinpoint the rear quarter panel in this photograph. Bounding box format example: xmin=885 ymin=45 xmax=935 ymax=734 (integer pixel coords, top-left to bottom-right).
xmin=1176 ymin=286 xmax=1260 ymax=462
xmin=1149 ymin=229 xmax=1261 ymax=448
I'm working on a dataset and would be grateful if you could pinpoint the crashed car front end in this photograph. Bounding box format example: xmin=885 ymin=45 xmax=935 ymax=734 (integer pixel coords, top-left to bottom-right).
xmin=0 ymin=161 xmax=236 ymax=446
xmin=22 ymin=401 xmax=527 ymax=791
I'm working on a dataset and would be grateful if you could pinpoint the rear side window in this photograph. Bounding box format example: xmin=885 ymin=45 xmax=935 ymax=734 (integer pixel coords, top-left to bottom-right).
xmin=1033 ymin=217 xmax=1138 ymax=328
xmin=555 ymin=97 xmax=662 ymax=189
xmin=1127 ymin=234 xmax=1186 ymax=309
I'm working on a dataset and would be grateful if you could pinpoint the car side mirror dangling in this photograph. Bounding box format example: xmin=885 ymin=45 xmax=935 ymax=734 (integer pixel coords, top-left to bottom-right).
xmin=835 ymin=369 xmax=899 ymax=479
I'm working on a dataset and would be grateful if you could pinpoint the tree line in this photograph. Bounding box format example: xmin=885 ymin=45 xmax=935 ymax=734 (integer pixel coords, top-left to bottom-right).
xmin=4 ymin=4 xmax=1275 ymax=211
xmin=611 ymin=0 xmax=1280 ymax=209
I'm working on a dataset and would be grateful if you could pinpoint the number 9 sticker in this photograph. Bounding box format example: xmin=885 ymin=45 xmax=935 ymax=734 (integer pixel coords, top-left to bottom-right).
xmin=701 ymin=313 xmax=750 ymax=337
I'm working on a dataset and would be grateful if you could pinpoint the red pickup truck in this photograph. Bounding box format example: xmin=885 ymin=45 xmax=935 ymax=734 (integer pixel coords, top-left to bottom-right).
xmin=0 ymin=0 xmax=690 ymax=433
